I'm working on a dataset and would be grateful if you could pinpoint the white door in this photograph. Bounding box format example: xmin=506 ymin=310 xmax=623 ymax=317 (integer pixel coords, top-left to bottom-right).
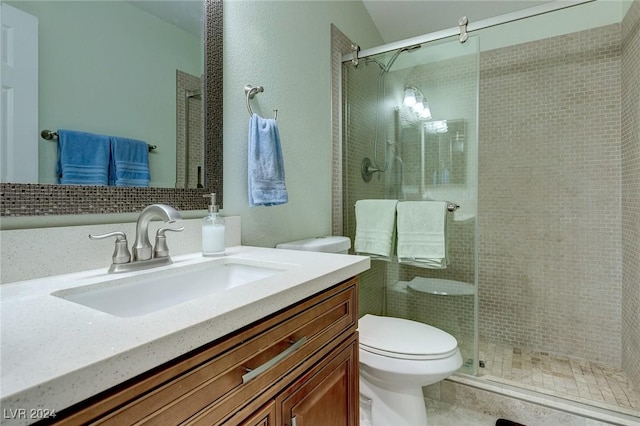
xmin=1 ymin=4 xmax=38 ymax=183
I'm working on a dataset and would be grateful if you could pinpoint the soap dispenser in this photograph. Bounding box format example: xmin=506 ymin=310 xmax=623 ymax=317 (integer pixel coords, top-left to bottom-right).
xmin=202 ymin=193 xmax=225 ymax=256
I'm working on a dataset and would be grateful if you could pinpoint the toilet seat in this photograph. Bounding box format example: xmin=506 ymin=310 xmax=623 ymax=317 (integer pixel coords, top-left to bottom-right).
xmin=358 ymin=314 xmax=458 ymax=360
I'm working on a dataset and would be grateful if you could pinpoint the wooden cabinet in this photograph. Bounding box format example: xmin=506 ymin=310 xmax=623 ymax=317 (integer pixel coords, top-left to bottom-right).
xmin=237 ymin=402 xmax=275 ymax=426
xmin=50 ymin=278 xmax=359 ymax=426
xmin=278 ymin=337 xmax=358 ymax=426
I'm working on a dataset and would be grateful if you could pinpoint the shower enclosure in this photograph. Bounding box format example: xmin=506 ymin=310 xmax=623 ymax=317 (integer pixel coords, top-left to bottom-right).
xmin=339 ymin=0 xmax=640 ymax=419
xmin=342 ymin=35 xmax=480 ymax=374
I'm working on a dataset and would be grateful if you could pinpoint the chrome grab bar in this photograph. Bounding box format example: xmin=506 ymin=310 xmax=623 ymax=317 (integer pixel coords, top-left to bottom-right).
xmin=242 ymin=336 xmax=307 ymax=384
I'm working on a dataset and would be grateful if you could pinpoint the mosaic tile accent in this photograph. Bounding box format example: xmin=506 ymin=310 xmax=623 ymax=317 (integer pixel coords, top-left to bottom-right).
xmin=0 ymin=184 xmax=206 ymax=216
xmin=204 ymin=0 xmax=223 ymax=207
xmin=0 ymin=0 xmax=222 ymax=216
xmin=478 ymin=23 xmax=623 ymax=366
xmin=621 ymin=0 xmax=640 ymax=395
xmin=479 ymin=341 xmax=640 ymax=417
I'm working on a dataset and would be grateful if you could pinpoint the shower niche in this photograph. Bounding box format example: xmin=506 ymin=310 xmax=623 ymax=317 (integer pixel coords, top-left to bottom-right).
xmin=400 ymin=118 xmax=467 ymax=190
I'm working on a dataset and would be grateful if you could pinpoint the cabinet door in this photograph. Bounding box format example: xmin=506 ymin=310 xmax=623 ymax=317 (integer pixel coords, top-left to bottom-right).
xmin=237 ymin=401 xmax=276 ymax=426
xmin=278 ymin=335 xmax=358 ymax=426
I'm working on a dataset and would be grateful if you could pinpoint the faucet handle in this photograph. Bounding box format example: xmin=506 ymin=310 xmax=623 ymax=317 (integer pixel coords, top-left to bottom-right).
xmin=154 ymin=227 xmax=184 ymax=258
xmin=89 ymin=231 xmax=131 ymax=264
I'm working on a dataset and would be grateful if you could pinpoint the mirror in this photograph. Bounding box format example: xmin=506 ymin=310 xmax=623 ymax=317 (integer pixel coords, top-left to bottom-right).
xmin=0 ymin=0 xmax=222 ymax=216
xmin=400 ymin=118 xmax=466 ymax=192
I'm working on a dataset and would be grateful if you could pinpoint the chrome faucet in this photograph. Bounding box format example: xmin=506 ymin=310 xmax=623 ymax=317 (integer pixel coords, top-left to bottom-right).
xmin=132 ymin=204 xmax=182 ymax=261
xmin=90 ymin=204 xmax=183 ymax=273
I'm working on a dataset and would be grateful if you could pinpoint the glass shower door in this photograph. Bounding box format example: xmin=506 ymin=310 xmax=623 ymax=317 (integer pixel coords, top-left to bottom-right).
xmin=343 ymin=35 xmax=479 ymax=375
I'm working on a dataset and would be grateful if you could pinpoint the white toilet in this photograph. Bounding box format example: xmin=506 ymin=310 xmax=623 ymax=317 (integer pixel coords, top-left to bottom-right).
xmin=358 ymin=314 xmax=462 ymax=426
xmin=275 ymin=237 xmax=462 ymax=425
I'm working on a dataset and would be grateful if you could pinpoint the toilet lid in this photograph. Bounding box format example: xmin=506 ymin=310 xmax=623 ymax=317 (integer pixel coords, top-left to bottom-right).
xmin=358 ymin=314 xmax=459 ymax=360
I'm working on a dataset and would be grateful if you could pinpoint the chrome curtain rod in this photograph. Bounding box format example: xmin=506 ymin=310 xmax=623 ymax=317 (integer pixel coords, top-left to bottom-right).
xmin=342 ymin=0 xmax=595 ymax=63
xmin=41 ymin=130 xmax=157 ymax=152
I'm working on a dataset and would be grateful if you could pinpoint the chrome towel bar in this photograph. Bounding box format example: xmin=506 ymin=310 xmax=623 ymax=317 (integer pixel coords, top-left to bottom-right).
xmin=41 ymin=130 xmax=157 ymax=152
xmin=354 ymin=201 xmax=460 ymax=212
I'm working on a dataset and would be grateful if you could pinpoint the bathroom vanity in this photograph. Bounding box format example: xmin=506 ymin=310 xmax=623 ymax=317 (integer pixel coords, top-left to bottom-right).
xmin=54 ymin=278 xmax=358 ymax=425
xmin=0 ymin=246 xmax=369 ymax=426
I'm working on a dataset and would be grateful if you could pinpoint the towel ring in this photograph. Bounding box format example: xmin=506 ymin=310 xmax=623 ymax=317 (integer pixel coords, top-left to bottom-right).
xmin=245 ymin=85 xmax=278 ymax=120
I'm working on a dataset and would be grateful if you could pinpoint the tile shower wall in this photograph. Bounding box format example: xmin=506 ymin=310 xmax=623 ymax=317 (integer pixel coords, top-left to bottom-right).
xmin=331 ymin=25 xmax=350 ymax=238
xmin=621 ymin=0 xmax=640 ymax=393
xmin=341 ymin=43 xmax=389 ymax=317
xmin=478 ymin=24 xmax=623 ymax=366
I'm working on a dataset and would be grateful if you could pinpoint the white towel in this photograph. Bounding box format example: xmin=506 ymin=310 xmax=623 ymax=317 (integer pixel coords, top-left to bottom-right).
xmin=396 ymin=201 xmax=449 ymax=269
xmin=354 ymin=199 xmax=398 ymax=261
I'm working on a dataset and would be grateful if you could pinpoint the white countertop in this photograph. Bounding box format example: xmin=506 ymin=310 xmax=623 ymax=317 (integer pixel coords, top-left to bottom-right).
xmin=0 ymin=246 xmax=369 ymax=424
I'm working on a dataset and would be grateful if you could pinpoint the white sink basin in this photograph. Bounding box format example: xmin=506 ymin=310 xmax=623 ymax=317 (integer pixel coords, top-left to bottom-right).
xmin=51 ymin=258 xmax=292 ymax=317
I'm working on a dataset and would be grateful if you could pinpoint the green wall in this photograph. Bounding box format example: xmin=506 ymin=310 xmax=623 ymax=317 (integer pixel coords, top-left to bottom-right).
xmin=223 ymin=1 xmax=383 ymax=247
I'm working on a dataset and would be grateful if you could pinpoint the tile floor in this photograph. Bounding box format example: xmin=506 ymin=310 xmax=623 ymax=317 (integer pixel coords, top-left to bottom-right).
xmin=478 ymin=341 xmax=640 ymax=418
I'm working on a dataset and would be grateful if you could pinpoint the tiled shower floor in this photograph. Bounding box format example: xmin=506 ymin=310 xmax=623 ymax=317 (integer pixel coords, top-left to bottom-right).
xmin=478 ymin=341 xmax=640 ymax=418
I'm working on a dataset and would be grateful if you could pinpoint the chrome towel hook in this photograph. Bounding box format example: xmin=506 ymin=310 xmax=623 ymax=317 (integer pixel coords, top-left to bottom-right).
xmin=245 ymin=85 xmax=278 ymax=120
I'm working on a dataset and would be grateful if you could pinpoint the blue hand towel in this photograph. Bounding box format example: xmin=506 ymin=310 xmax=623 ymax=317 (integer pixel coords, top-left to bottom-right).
xmin=109 ymin=136 xmax=150 ymax=187
xmin=248 ymin=113 xmax=288 ymax=206
xmin=56 ymin=129 xmax=110 ymax=185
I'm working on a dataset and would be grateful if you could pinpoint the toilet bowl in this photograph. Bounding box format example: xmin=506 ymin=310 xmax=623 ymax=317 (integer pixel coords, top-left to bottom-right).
xmin=358 ymin=314 xmax=462 ymax=426
xmin=274 ymin=238 xmax=459 ymax=425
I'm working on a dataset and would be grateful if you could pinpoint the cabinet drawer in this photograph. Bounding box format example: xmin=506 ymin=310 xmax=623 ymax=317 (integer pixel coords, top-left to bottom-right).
xmin=91 ymin=279 xmax=357 ymax=425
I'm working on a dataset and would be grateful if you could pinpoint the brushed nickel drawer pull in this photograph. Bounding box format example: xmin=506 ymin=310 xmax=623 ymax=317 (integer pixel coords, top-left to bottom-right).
xmin=242 ymin=336 xmax=308 ymax=384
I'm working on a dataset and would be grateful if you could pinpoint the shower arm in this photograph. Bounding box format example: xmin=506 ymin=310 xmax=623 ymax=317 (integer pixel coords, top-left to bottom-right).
xmin=368 ymin=45 xmax=421 ymax=173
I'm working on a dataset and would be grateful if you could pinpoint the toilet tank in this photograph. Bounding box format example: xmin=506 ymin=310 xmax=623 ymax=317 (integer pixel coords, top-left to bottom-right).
xmin=275 ymin=236 xmax=351 ymax=254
